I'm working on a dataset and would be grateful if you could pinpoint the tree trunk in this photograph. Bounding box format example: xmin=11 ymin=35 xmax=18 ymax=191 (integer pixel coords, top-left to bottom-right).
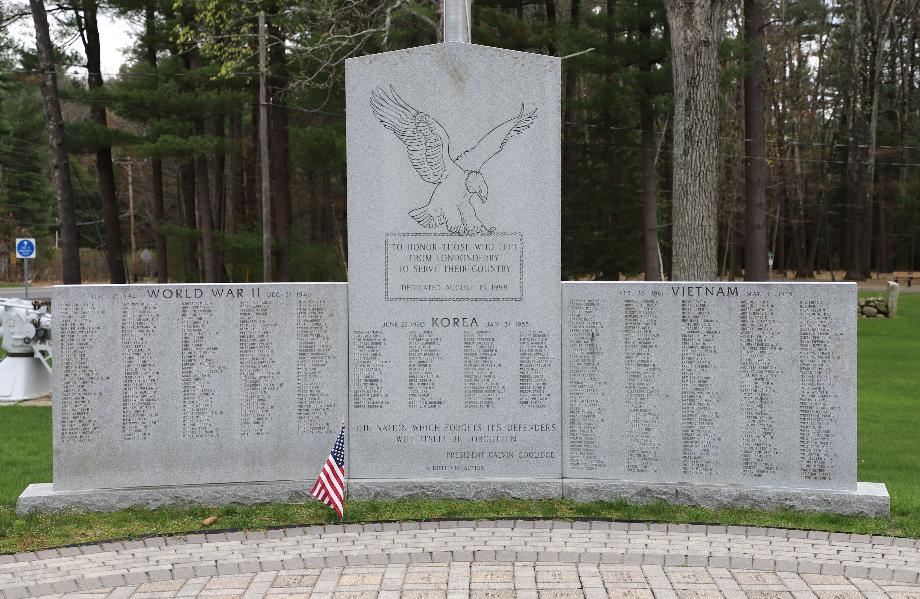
xmin=246 ymin=91 xmax=260 ymax=226
xmin=214 ymin=112 xmax=227 ymax=278
xmin=185 ymin=47 xmax=218 ymax=283
xmin=801 ymin=207 xmax=821 ymax=277
xmin=180 ymin=161 xmax=199 ymax=282
xmin=78 ymin=0 xmax=126 ymax=283
xmin=307 ymin=171 xmax=317 ymax=243
xmin=788 ymin=222 xmax=805 ymax=274
xmin=149 ymin=159 xmax=167 ymax=282
xmin=743 ymin=0 xmax=768 ymax=280
xmin=145 ymin=2 xmax=168 ymax=283
xmin=861 ymin=12 xmax=893 ymax=277
xmin=878 ymin=194 xmax=889 ymax=273
xmin=228 ymin=111 xmax=244 ymax=234
xmin=603 ymin=0 xmax=619 ymax=278
xmin=194 ymin=128 xmax=218 ymax=282
xmin=772 ymin=0 xmax=789 ymax=277
xmin=664 ymin=113 xmax=674 ymax=280
xmin=545 ymin=0 xmax=558 ymax=56
xmin=639 ymin=13 xmax=661 ymax=281
xmin=663 ymin=0 xmax=724 ymax=280
xmin=562 ymin=0 xmax=580 ymax=184
xmin=862 ymin=65 xmax=879 ymax=279
xmin=215 ymin=115 xmax=226 ymax=235
xmin=775 ymin=193 xmax=785 ymax=273
xmin=30 ymin=0 xmax=81 ymax=284
xmin=792 ymin=138 xmax=813 ymax=278
xmin=844 ymin=106 xmax=864 ymax=279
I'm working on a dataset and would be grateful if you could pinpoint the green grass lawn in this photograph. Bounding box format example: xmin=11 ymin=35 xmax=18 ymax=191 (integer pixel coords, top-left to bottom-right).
xmin=856 ymin=291 xmax=920 ymax=526
xmin=1 ymin=294 xmax=918 ymax=553
xmin=0 ymin=406 xmax=50 ymax=507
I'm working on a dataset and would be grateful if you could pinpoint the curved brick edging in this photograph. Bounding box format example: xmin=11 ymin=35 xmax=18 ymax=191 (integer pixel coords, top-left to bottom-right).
xmin=43 ymin=563 xmax=920 ymax=599
xmin=1 ymin=520 xmax=919 ymax=598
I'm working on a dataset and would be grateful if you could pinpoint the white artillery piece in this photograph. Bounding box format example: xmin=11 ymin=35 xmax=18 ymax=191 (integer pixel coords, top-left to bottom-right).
xmin=0 ymin=298 xmax=52 ymax=402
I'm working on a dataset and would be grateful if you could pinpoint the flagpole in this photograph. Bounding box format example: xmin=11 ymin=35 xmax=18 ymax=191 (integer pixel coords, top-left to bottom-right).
xmin=443 ymin=0 xmax=471 ymax=43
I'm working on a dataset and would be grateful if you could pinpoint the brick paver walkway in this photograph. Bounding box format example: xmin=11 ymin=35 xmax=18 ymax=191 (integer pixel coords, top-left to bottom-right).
xmin=2 ymin=521 xmax=919 ymax=599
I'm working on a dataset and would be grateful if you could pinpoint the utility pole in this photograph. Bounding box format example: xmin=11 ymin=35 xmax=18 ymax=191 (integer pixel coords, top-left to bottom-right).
xmin=259 ymin=11 xmax=272 ymax=282
xmin=116 ymin=159 xmax=139 ymax=282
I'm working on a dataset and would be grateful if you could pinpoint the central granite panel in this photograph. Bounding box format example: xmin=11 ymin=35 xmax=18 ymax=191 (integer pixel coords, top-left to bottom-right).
xmin=346 ymin=44 xmax=562 ymax=481
xmin=52 ymin=283 xmax=347 ymax=491
xmin=562 ymin=281 xmax=857 ymax=491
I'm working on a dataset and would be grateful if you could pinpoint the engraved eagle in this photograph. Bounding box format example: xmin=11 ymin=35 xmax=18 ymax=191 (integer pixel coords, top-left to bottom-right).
xmin=370 ymin=86 xmax=537 ymax=235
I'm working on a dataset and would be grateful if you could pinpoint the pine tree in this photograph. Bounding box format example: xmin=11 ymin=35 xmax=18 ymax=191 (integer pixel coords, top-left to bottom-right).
xmin=664 ymin=0 xmax=725 ymax=280
xmin=27 ymin=0 xmax=81 ymax=283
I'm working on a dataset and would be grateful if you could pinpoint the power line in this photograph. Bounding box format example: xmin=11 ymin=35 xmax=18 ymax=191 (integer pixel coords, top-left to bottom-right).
xmin=0 ymin=134 xmax=50 ymax=150
xmin=570 ymin=139 xmax=920 ymax=168
xmin=0 ymin=66 xmax=263 ymax=79
xmin=567 ymin=122 xmax=920 ymax=152
xmin=8 ymin=132 xmax=920 ymax=174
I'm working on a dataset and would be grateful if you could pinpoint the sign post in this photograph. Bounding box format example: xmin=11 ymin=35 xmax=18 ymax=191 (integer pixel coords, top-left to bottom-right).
xmin=15 ymin=238 xmax=36 ymax=299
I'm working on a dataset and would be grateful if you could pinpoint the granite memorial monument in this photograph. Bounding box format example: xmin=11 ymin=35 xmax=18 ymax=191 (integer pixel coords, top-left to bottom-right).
xmin=17 ymin=283 xmax=347 ymax=513
xmin=345 ymin=39 xmax=563 ymax=499
xmin=562 ymin=281 xmax=889 ymax=515
xmin=16 ymin=0 xmax=889 ymax=517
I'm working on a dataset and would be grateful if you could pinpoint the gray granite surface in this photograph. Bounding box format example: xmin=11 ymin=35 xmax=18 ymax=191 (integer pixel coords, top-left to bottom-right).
xmin=51 ymin=283 xmax=347 ymax=491
xmin=563 ymin=480 xmax=890 ymax=517
xmin=887 ymin=281 xmax=900 ymax=317
xmin=16 ymin=481 xmax=316 ymax=514
xmin=563 ymin=282 xmax=858 ymax=491
xmin=19 ymin=477 xmax=888 ymax=516
xmin=345 ymin=43 xmax=562 ymax=480
xmin=348 ymin=478 xmax=563 ymax=501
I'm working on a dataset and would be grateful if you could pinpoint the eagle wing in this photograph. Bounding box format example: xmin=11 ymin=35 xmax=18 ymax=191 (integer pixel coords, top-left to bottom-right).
xmin=371 ymin=86 xmax=451 ymax=184
xmin=456 ymin=104 xmax=537 ymax=172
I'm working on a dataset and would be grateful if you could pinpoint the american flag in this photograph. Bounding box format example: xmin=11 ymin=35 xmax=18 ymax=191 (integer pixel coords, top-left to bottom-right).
xmin=310 ymin=427 xmax=346 ymax=518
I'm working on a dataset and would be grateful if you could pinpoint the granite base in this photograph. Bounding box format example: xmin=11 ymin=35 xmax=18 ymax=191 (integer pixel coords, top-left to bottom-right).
xmin=348 ymin=479 xmax=563 ymax=501
xmin=17 ymin=479 xmax=890 ymax=516
xmin=16 ymin=481 xmax=315 ymax=515
xmin=563 ymin=479 xmax=890 ymax=517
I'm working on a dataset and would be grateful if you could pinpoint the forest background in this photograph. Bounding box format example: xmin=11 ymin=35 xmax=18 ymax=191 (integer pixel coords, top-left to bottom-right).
xmin=1 ymin=0 xmax=918 ymax=284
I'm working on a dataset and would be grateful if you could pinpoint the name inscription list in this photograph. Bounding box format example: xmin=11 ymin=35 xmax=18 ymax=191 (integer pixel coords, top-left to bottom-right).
xmin=53 ymin=283 xmax=347 ymax=491
xmin=563 ymin=282 xmax=857 ymax=491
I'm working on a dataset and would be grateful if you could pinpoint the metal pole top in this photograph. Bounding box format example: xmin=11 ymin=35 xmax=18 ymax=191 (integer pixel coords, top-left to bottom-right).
xmin=443 ymin=0 xmax=471 ymax=43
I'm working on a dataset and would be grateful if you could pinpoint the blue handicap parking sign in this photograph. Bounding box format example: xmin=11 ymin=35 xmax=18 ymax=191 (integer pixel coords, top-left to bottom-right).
xmin=16 ymin=239 xmax=35 ymax=258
